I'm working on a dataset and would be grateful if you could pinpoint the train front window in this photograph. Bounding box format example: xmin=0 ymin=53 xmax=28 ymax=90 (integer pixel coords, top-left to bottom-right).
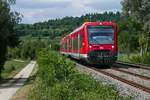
xmin=88 ymin=26 xmax=114 ymax=44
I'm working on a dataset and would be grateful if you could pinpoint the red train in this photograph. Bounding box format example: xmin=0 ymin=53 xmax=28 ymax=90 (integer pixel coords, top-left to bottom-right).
xmin=60 ymin=22 xmax=119 ymax=65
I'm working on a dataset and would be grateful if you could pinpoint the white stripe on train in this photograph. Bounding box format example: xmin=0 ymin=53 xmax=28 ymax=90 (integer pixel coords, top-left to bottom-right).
xmin=60 ymin=52 xmax=88 ymax=59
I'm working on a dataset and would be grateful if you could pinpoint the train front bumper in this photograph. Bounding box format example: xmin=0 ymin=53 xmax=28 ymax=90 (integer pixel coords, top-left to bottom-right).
xmin=86 ymin=50 xmax=117 ymax=65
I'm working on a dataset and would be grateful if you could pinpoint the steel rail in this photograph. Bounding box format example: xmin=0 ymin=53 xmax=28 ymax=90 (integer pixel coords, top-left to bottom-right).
xmin=93 ymin=68 xmax=150 ymax=94
xmin=76 ymin=63 xmax=150 ymax=94
xmin=115 ymin=61 xmax=150 ymax=70
xmin=111 ymin=68 xmax=150 ymax=81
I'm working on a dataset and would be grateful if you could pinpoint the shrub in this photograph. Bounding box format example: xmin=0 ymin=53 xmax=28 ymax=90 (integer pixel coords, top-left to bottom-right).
xmin=29 ymin=49 xmax=129 ymax=100
xmin=129 ymin=55 xmax=142 ymax=63
xmin=142 ymin=53 xmax=150 ymax=64
xmin=128 ymin=52 xmax=150 ymax=65
xmin=5 ymin=64 xmax=16 ymax=73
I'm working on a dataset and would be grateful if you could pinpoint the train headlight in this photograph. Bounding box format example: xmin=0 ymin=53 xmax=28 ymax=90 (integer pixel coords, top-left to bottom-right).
xmin=89 ymin=45 xmax=92 ymax=48
xmin=112 ymin=45 xmax=114 ymax=49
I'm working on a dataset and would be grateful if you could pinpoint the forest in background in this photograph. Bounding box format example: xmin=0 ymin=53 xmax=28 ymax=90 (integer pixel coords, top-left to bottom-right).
xmin=15 ymin=12 xmax=121 ymax=38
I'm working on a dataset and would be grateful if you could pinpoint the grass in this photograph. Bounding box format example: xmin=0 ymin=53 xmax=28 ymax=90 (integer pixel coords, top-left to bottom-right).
xmin=118 ymin=53 xmax=131 ymax=62
xmin=1 ymin=59 xmax=29 ymax=80
xmin=29 ymin=50 xmax=130 ymax=100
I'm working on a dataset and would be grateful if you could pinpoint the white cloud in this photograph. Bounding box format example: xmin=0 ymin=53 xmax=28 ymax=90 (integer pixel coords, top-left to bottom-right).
xmin=11 ymin=0 xmax=122 ymax=24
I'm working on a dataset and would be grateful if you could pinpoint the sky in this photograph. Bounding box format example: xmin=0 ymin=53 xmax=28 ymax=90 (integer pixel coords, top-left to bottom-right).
xmin=11 ymin=0 xmax=122 ymax=24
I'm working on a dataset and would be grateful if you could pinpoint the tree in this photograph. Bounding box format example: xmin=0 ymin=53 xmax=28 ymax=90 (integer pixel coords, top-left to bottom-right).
xmin=121 ymin=0 xmax=150 ymax=55
xmin=0 ymin=0 xmax=21 ymax=78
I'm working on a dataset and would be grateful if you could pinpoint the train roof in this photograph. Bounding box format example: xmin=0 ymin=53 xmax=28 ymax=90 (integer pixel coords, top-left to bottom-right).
xmin=63 ymin=21 xmax=117 ymax=39
xmin=71 ymin=21 xmax=116 ymax=34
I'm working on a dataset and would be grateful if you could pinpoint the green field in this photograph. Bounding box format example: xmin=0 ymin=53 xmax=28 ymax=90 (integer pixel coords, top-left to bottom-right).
xmin=1 ymin=59 xmax=29 ymax=80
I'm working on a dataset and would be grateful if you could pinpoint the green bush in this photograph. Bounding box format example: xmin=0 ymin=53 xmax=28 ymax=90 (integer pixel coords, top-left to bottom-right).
xmin=5 ymin=64 xmax=16 ymax=73
xmin=128 ymin=53 xmax=150 ymax=65
xmin=7 ymin=36 xmax=49 ymax=60
xmin=29 ymin=49 xmax=129 ymax=100
xmin=142 ymin=53 xmax=150 ymax=64
xmin=129 ymin=55 xmax=142 ymax=63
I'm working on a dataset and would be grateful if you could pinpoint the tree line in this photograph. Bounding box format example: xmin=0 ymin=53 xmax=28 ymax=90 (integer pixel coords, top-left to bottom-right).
xmin=16 ymin=12 xmax=121 ymax=38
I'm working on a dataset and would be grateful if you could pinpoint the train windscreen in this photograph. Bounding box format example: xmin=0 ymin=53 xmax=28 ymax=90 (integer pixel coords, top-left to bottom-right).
xmin=88 ymin=26 xmax=114 ymax=44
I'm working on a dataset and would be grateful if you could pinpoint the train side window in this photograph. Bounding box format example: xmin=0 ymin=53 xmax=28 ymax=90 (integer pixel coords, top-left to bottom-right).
xmin=64 ymin=42 xmax=67 ymax=51
xmin=75 ymin=36 xmax=78 ymax=50
xmin=72 ymin=37 xmax=73 ymax=51
xmin=63 ymin=43 xmax=65 ymax=50
xmin=73 ymin=39 xmax=75 ymax=51
xmin=73 ymin=38 xmax=75 ymax=51
xmin=73 ymin=35 xmax=78 ymax=51
xmin=69 ymin=39 xmax=72 ymax=51
xmin=79 ymin=33 xmax=83 ymax=49
xmin=67 ymin=40 xmax=69 ymax=51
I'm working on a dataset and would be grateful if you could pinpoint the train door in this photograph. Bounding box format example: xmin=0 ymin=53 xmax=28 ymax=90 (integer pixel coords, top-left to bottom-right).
xmin=67 ymin=39 xmax=69 ymax=53
xmin=78 ymin=34 xmax=80 ymax=58
xmin=72 ymin=36 xmax=73 ymax=53
xmin=78 ymin=32 xmax=83 ymax=59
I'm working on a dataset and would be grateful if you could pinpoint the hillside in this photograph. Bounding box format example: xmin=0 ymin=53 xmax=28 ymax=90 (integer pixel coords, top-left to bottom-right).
xmin=16 ymin=12 xmax=121 ymax=39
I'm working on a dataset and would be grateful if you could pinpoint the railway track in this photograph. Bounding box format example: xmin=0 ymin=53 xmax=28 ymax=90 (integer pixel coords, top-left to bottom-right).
xmin=93 ymin=68 xmax=150 ymax=94
xmin=115 ymin=61 xmax=150 ymax=70
xmin=76 ymin=62 xmax=150 ymax=94
xmin=111 ymin=67 xmax=150 ymax=81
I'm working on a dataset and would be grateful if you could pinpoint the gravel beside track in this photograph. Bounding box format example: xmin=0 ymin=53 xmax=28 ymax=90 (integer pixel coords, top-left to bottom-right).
xmin=112 ymin=68 xmax=150 ymax=81
xmin=76 ymin=63 xmax=150 ymax=100
xmin=104 ymin=69 xmax=150 ymax=88
xmin=116 ymin=67 xmax=150 ymax=78
xmin=115 ymin=62 xmax=150 ymax=70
